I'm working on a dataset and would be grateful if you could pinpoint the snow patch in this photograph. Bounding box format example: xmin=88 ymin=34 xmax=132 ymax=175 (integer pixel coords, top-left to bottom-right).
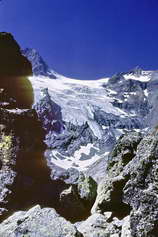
xmin=124 ymin=71 xmax=151 ymax=82
xmin=144 ymin=89 xmax=148 ymax=97
xmin=50 ymin=144 xmax=108 ymax=171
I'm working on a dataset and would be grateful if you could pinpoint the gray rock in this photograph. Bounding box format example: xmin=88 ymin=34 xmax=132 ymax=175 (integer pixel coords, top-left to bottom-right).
xmin=77 ymin=212 xmax=122 ymax=237
xmin=0 ymin=205 xmax=83 ymax=237
xmin=92 ymin=132 xmax=142 ymax=215
xmin=121 ymin=216 xmax=131 ymax=237
xmin=123 ymin=131 xmax=158 ymax=236
xmin=58 ymin=172 xmax=97 ymax=222
xmin=77 ymin=174 xmax=97 ymax=203
xmin=85 ymin=157 xmax=108 ymax=184
xmin=90 ymin=129 xmax=158 ymax=236
xmin=59 ymin=186 xmax=87 ymax=222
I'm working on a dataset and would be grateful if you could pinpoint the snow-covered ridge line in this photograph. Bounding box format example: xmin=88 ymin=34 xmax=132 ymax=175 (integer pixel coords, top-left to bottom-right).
xmin=29 ymin=68 xmax=155 ymax=171
xmin=124 ymin=70 xmax=152 ymax=82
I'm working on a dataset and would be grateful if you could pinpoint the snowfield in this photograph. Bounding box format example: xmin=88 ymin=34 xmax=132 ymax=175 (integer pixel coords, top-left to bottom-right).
xmin=28 ymin=68 xmax=157 ymax=171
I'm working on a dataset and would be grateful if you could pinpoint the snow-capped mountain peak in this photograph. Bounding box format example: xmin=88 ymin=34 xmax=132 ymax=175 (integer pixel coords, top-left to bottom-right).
xmin=24 ymin=50 xmax=158 ymax=173
xmin=22 ymin=48 xmax=58 ymax=79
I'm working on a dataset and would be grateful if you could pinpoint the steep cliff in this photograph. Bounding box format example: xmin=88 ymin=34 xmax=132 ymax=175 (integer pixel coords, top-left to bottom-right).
xmin=0 ymin=32 xmax=34 ymax=109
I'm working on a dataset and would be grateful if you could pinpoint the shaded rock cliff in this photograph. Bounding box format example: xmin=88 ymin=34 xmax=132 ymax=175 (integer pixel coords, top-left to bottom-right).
xmin=0 ymin=32 xmax=32 ymax=77
xmin=0 ymin=32 xmax=34 ymax=109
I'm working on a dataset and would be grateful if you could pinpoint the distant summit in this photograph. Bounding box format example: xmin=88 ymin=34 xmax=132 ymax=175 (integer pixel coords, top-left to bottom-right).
xmin=22 ymin=48 xmax=57 ymax=79
xmin=128 ymin=66 xmax=143 ymax=76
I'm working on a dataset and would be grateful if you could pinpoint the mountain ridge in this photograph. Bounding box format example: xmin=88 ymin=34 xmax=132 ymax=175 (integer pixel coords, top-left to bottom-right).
xmin=25 ymin=52 xmax=158 ymax=175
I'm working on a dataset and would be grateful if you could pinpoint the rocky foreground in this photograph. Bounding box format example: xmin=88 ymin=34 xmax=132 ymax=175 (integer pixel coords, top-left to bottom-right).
xmin=1 ymin=107 xmax=158 ymax=236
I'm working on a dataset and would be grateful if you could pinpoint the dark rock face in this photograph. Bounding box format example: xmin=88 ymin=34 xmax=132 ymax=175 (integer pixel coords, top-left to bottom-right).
xmin=0 ymin=32 xmax=34 ymax=109
xmin=0 ymin=108 xmax=48 ymax=219
xmin=94 ymin=106 xmax=143 ymax=130
xmin=0 ymin=32 xmax=32 ymax=77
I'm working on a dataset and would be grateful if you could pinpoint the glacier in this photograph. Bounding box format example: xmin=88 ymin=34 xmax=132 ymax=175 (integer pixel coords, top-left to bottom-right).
xmin=22 ymin=49 xmax=158 ymax=176
xmin=27 ymin=70 xmax=155 ymax=174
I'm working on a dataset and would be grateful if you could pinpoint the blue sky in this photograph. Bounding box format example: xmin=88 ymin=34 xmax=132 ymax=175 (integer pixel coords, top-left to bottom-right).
xmin=0 ymin=0 xmax=158 ymax=79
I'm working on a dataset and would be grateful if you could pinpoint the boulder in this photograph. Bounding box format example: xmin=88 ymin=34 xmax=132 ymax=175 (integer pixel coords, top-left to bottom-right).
xmin=77 ymin=174 xmax=97 ymax=203
xmin=59 ymin=186 xmax=87 ymax=222
xmin=77 ymin=212 xmax=122 ymax=237
xmin=0 ymin=205 xmax=83 ymax=237
xmin=121 ymin=216 xmax=131 ymax=237
xmin=57 ymin=170 xmax=97 ymax=222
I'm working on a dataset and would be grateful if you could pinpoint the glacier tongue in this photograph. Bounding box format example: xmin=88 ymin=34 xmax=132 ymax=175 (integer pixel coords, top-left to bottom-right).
xmin=28 ymin=67 xmax=158 ymax=172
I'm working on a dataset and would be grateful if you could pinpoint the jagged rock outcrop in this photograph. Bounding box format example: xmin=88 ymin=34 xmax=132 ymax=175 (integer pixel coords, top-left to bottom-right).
xmin=0 ymin=32 xmax=34 ymax=109
xmin=58 ymin=171 xmax=97 ymax=222
xmin=89 ymin=129 xmax=158 ymax=236
xmin=77 ymin=174 xmax=97 ymax=203
xmin=91 ymin=132 xmax=143 ymax=215
xmin=123 ymin=131 xmax=158 ymax=236
xmin=0 ymin=205 xmax=83 ymax=237
xmin=22 ymin=48 xmax=57 ymax=79
xmin=34 ymin=88 xmax=64 ymax=135
xmin=34 ymin=88 xmax=97 ymax=156
xmin=77 ymin=212 xmax=124 ymax=237
xmin=102 ymin=70 xmax=149 ymax=118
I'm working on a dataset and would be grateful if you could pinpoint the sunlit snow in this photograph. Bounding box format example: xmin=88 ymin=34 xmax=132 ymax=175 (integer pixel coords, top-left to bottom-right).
xmin=28 ymin=72 xmax=150 ymax=170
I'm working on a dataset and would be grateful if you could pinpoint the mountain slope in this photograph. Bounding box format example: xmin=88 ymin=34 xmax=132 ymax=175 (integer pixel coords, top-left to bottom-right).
xmin=22 ymin=48 xmax=58 ymax=79
xmin=27 ymin=65 xmax=158 ymax=175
